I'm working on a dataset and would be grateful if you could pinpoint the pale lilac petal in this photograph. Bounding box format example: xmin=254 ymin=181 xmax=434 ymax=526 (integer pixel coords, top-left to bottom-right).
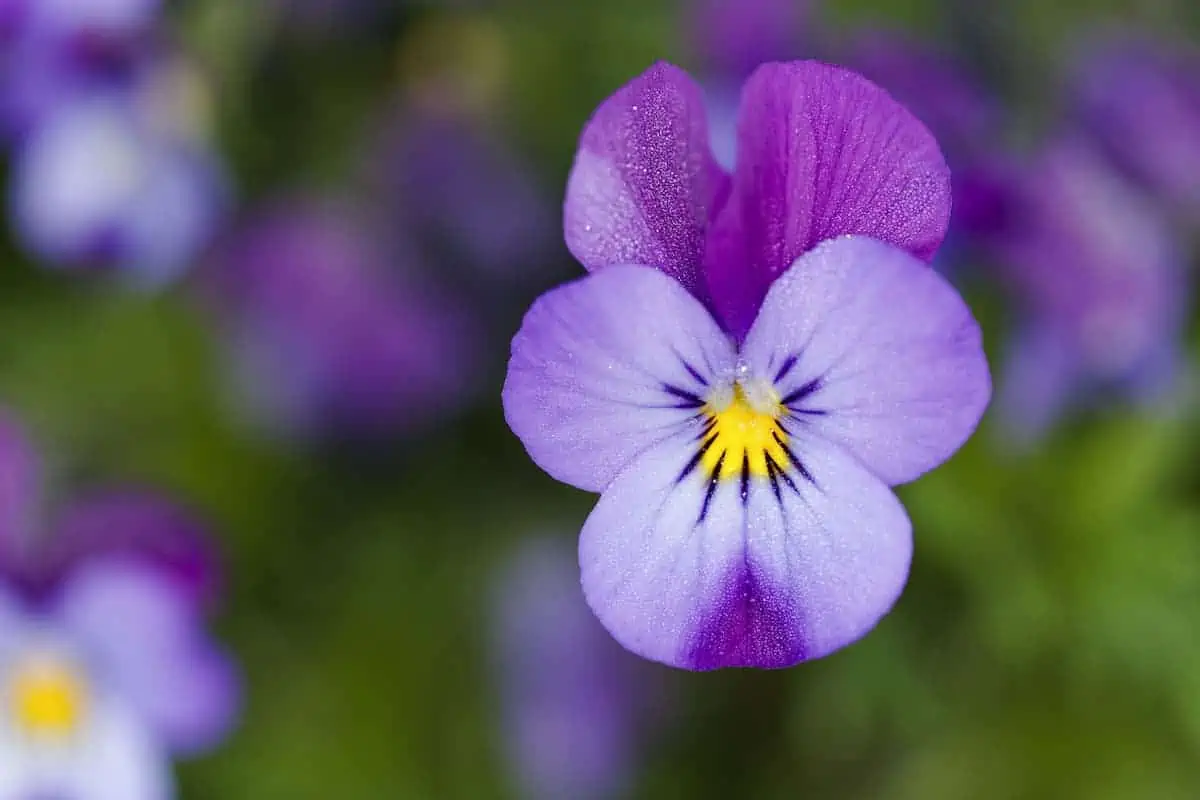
xmin=0 ymin=411 xmax=40 ymax=574
xmin=564 ymin=62 xmax=728 ymax=299
xmin=503 ymin=265 xmax=735 ymax=492
xmin=741 ymin=236 xmax=990 ymax=486
xmin=703 ymin=61 xmax=952 ymax=338
xmin=57 ymin=557 xmax=241 ymax=755
xmin=580 ymin=427 xmax=911 ymax=670
xmin=0 ymin=692 xmax=173 ymax=800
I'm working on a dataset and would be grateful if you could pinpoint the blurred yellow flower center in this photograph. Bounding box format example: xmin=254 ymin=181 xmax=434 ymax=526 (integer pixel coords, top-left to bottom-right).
xmin=701 ymin=383 xmax=789 ymax=479
xmin=7 ymin=655 xmax=88 ymax=738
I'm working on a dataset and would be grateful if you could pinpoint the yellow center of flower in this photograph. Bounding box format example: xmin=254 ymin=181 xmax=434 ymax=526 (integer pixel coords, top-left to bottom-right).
xmin=701 ymin=383 xmax=790 ymax=479
xmin=7 ymin=655 xmax=88 ymax=738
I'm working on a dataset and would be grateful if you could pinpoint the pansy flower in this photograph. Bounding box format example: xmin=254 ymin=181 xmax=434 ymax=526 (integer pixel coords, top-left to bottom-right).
xmin=503 ymin=62 xmax=991 ymax=670
xmin=491 ymin=538 xmax=667 ymax=799
xmin=0 ymin=412 xmax=240 ymax=798
xmin=8 ymin=58 xmax=226 ymax=285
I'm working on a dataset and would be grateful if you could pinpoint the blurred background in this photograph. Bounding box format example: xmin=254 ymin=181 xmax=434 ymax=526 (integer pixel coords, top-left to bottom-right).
xmin=1 ymin=0 xmax=1199 ymax=796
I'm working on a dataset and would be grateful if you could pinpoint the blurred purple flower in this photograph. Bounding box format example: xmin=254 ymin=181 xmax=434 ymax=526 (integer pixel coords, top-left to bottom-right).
xmin=845 ymin=30 xmax=1016 ymax=248
xmin=688 ymin=0 xmax=808 ymax=80
xmin=1072 ymin=35 xmax=1200 ymax=217
xmin=369 ymin=109 xmax=555 ymax=287
xmin=206 ymin=200 xmax=481 ymax=441
xmin=491 ymin=538 xmax=667 ymax=799
xmin=0 ymin=411 xmax=239 ymax=797
xmin=686 ymin=0 xmax=809 ymax=170
xmin=989 ymin=136 xmax=1189 ymax=440
xmin=0 ymin=0 xmax=160 ymax=139
xmin=503 ymin=62 xmax=990 ymax=669
xmin=8 ymin=72 xmax=226 ymax=285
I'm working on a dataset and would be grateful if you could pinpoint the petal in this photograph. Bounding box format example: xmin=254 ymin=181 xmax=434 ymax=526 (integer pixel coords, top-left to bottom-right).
xmin=0 ymin=692 xmax=173 ymax=800
xmin=57 ymin=557 xmax=241 ymax=755
xmin=47 ymin=491 xmax=221 ymax=613
xmin=564 ymin=62 xmax=728 ymax=298
xmin=503 ymin=265 xmax=736 ymax=492
xmin=703 ymin=61 xmax=952 ymax=338
xmin=741 ymin=236 xmax=990 ymax=486
xmin=0 ymin=411 xmax=40 ymax=575
xmin=580 ymin=427 xmax=911 ymax=670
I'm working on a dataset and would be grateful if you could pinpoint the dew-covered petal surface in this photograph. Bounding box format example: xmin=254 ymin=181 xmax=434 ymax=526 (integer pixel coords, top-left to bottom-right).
xmin=503 ymin=265 xmax=736 ymax=493
xmin=741 ymin=236 xmax=990 ymax=487
xmin=579 ymin=427 xmax=912 ymax=670
xmin=0 ymin=691 xmax=173 ymax=800
xmin=57 ymin=557 xmax=241 ymax=755
xmin=564 ymin=62 xmax=728 ymax=298
xmin=703 ymin=61 xmax=951 ymax=338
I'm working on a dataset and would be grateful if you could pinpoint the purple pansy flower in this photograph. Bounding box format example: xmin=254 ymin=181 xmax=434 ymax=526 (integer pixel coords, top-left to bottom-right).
xmin=503 ymin=62 xmax=991 ymax=670
xmin=491 ymin=538 xmax=666 ymax=799
xmin=8 ymin=62 xmax=226 ymax=285
xmin=988 ymin=136 xmax=1189 ymax=440
xmin=206 ymin=200 xmax=481 ymax=441
xmin=0 ymin=412 xmax=239 ymax=798
xmin=1072 ymin=34 xmax=1200 ymax=217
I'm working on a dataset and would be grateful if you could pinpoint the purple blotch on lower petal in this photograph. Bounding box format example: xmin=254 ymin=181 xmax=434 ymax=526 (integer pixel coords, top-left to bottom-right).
xmin=685 ymin=563 xmax=808 ymax=670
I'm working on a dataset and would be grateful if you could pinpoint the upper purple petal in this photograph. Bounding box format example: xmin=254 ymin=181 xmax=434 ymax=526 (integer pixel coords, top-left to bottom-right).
xmin=56 ymin=556 xmax=241 ymax=756
xmin=503 ymin=264 xmax=735 ymax=493
xmin=563 ymin=62 xmax=728 ymax=300
xmin=580 ymin=424 xmax=912 ymax=670
xmin=740 ymin=236 xmax=991 ymax=486
xmin=703 ymin=61 xmax=952 ymax=339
